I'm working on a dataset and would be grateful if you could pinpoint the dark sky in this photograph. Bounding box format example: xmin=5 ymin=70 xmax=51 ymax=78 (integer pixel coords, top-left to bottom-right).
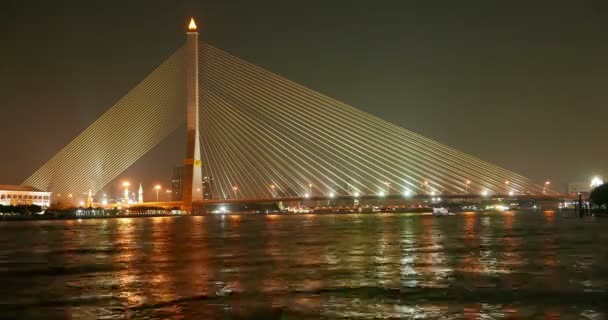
xmin=1 ymin=0 xmax=606 ymax=194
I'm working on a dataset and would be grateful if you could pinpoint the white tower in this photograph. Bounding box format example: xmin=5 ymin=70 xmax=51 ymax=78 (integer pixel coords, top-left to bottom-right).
xmin=182 ymin=17 xmax=204 ymax=211
xmin=138 ymin=183 xmax=144 ymax=204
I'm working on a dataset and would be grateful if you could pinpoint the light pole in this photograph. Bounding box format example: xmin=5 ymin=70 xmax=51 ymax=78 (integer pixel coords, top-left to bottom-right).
xmin=155 ymin=185 xmax=161 ymax=202
xmin=166 ymin=189 xmax=172 ymax=201
xmin=232 ymin=186 xmax=239 ymax=199
xmin=465 ymin=180 xmax=471 ymax=193
xmin=308 ymin=183 xmax=313 ymax=196
xmin=543 ymin=181 xmax=551 ymax=193
xmin=270 ymin=185 xmax=276 ymax=197
xmin=384 ymin=181 xmax=390 ymax=195
xmin=505 ymin=181 xmax=510 ymax=195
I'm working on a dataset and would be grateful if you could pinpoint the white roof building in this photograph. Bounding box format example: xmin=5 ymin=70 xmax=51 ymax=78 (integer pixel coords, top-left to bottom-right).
xmin=0 ymin=185 xmax=51 ymax=207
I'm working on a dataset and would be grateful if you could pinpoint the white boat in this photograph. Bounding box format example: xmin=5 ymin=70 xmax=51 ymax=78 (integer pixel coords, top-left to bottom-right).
xmin=432 ymin=207 xmax=453 ymax=216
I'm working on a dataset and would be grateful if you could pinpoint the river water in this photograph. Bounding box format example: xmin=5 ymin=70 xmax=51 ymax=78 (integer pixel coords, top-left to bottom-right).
xmin=0 ymin=211 xmax=606 ymax=319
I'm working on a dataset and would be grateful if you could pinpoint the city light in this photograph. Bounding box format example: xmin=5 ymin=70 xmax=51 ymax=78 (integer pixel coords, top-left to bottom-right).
xmin=482 ymin=190 xmax=489 ymax=197
xmin=403 ymin=189 xmax=412 ymax=197
xmin=154 ymin=185 xmax=161 ymax=202
xmin=188 ymin=17 xmax=197 ymax=31
xmin=591 ymin=176 xmax=604 ymax=188
xmin=329 ymin=192 xmax=335 ymax=198
xmin=353 ymin=192 xmax=360 ymax=197
xmin=304 ymin=193 xmax=310 ymax=198
xmin=543 ymin=181 xmax=551 ymax=193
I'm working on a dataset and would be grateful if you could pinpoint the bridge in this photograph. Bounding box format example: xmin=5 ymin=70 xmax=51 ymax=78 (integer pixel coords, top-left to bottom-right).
xmin=129 ymin=193 xmax=567 ymax=210
xmin=22 ymin=18 xmax=563 ymax=211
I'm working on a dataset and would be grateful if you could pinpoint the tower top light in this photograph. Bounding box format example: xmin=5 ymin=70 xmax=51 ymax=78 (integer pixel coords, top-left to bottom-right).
xmin=188 ymin=18 xmax=197 ymax=31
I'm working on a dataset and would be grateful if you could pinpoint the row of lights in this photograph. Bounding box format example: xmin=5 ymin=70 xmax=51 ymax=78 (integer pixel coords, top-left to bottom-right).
xmin=56 ymin=176 xmax=608 ymax=205
xmin=262 ymin=180 xmax=531 ymax=199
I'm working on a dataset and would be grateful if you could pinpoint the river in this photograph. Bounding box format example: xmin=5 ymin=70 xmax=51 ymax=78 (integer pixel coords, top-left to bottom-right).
xmin=0 ymin=211 xmax=606 ymax=319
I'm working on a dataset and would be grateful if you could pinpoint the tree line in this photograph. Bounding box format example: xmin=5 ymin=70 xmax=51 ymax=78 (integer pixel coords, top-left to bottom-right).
xmin=590 ymin=183 xmax=608 ymax=211
xmin=0 ymin=204 xmax=44 ymax=215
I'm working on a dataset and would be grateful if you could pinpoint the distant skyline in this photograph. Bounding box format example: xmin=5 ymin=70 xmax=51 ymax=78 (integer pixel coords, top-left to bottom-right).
xmin=1 ymin=0 xmax=607 ymax=194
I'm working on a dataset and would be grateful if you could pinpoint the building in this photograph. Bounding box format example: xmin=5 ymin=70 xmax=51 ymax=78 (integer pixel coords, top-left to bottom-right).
xmin=567 ymin=182 xmax=590 ymax=195
xmin=0 ymin=185 xmax=51 ymax=207
xmin=203 ymin=176 xmax=214 ymax=200
xmin=172 ymin=166 xmax=184 ymax=201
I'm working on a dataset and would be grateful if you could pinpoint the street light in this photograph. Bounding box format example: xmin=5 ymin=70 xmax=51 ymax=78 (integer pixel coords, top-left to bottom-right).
xmin=232 ymin=186 xmax=239 ymax=199
xmin=270 ymin=185 xmax=276 ymax=197
xmin=154 ymin=185 xmax=161 ymax=202
xmin=505 ymin=181 xmax=510 ymax=195
xmin=384 ymin=181 xmax=390 ymax=195
xmin=543 ymin=181 xmax=551 ymax=193
xmin=591 ymin=176 xmax=604 ymax=188
xmin=308 ymin=183 xmax=313 ymax=195
xmin=465 ymin=180 xmax=471 ymax=193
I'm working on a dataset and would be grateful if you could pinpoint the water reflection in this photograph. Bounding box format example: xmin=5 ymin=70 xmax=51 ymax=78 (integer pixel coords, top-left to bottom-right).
xmin=0 ymin=211 xmax=606 ymax=319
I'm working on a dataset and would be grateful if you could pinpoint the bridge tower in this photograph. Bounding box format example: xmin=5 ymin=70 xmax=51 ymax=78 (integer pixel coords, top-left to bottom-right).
xmin=182 ymin=18 xmax=204 ymax=211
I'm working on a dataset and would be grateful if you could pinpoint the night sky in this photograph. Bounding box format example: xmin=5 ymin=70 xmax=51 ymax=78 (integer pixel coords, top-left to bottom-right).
xmin=1 ymin=0 xmax=606 ymax=194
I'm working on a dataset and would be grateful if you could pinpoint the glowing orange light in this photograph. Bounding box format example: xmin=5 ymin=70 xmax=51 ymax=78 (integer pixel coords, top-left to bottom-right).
xmin=188 ymin=18 xmax=197 ymax=31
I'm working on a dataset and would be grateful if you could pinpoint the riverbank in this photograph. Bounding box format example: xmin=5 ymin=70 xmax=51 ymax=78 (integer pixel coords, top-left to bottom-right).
xmin=1 ymin=209 xmax=607 ymax=222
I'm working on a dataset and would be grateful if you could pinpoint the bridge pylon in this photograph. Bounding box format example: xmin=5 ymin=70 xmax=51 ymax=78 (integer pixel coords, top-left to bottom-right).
xmin=182 ymin=18 xmax=204 ymax=212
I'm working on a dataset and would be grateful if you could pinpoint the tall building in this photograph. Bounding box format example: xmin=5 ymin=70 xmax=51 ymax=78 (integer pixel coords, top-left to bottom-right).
xmin=172 ymin=166 xmax=184 ymax=201
xmin=568 ymin=182 xmax=591 ymax=195
xmin=138 ymin=184 xmax=144 ymax=204
xmin=203 ymin=176 xmax=213 ymax=200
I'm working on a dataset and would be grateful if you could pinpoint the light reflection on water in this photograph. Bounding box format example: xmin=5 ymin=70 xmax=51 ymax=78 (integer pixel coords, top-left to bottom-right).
xmin=0 ymin=211 xmax=606 ymax=319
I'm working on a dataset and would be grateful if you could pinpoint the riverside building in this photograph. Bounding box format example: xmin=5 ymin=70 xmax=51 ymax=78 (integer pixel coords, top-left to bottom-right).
xmin=0 ymin=185 xmax=51 ymax=207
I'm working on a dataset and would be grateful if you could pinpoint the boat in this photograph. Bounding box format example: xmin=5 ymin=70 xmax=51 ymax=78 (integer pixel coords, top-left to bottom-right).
xmin=432 ymin=207 xmax=454 ymax=216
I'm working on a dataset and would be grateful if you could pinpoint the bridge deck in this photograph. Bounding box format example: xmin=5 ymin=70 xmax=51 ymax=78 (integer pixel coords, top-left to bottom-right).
xmin=118 ymin=193 xmax=570 ymax=209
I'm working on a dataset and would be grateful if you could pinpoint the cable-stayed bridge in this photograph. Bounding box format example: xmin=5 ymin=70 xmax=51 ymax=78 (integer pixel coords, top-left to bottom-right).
xmin=22 ymin=19 xmax=559 ymax=211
